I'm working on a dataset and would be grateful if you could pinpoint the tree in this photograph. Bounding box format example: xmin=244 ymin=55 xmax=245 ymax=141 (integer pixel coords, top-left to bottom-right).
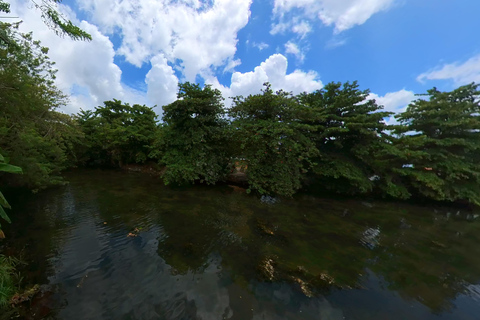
xmin=299 ymin=81 xmax=393 ymax=195
xmin=0 ymin=23 xmax=82 ymax=190
xmin=0 ymin=0 xmax=91 ymax=41
xmin=76 ymin=100 xmax=158 ymax=167
xmin=392 ymin=83 xmax=480 ymax=205
xmin=0 ymin=153 xmax=21 ymax=238
xmin=230 ymin=83 xmax=317 ymax=196
xmin=161 ymin=82 xmax=230 ymax=185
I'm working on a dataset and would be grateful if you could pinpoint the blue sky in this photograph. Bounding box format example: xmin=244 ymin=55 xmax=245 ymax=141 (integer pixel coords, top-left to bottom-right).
xmin=8 ymin=0 xmax=480 ymax=115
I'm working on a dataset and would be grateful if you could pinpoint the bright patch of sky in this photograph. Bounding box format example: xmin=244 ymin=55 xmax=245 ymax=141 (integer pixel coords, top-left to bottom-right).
xmin=6 ymin=0 xmax=480 ymax=116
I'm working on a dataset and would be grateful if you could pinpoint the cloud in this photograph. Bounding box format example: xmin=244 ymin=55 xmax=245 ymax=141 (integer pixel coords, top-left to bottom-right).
xmin=223 ymin=58 xmax=242 ymax=73
xmin=252 ymin=42 xmax=269 ymax=51
xmin=272 ymin=0 xmax=397 ymax=34
xmin=270 ymin=21 xmax=290 ymax=35
xmin=417 ymin=54 xmax=480 ymax=86
xmin=284 ymin=41 xmax=305 ymax=62
xmin=292 ymin=21 xmax=311 ymax=38
xmin=145 ymin=54 xmax=179 ymax=113
xmin=326 ymin=37 xmax=347 ymax=49
xmin=9 ymin=0 xmax=147 ymax=114
xmin=368 ymin=89 xmax=416 ymax=125
xmin=78 ymin=0 xmax=252 ymax=81
xmin=205 ymin=54 xmax=322 ymax=106
xmin=368 ymin=89 xmax=416 ymax=114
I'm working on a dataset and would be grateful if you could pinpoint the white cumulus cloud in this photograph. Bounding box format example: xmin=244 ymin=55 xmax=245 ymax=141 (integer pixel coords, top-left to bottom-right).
xmin=205 ymin=54 xmax=322 ymax=106
xmin=369 ymin=89 xmax=416 ymax=114
xmin=145 ymin=54 xmax=179 ymax=113
xmin=368 ymin=89 xmax=416 ymax=125
xmin=9 ymin=0 xmax=147 ymax=114
xmin=78 ymin=0 xmax=252 ymax=81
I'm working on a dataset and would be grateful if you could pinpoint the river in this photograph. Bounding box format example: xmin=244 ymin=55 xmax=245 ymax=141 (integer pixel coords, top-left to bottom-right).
xmin=3 ymin=169 xmax=480 ymax=319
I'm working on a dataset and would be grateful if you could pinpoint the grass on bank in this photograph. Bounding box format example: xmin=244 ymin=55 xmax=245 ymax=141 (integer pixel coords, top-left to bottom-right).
xmin=0 ymin=254 xmax=21 ymax=308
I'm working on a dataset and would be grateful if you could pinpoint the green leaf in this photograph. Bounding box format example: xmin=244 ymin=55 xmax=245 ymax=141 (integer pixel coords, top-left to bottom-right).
xmin=0 ymin=153 xmax=4 ymax=162
xmin=0 ymin=205 xmax=11 ymax=224
xmin=0 ymin=163 xmax=23 ymax=174
xmin=0 ymin=192 xmax=11 ymax=209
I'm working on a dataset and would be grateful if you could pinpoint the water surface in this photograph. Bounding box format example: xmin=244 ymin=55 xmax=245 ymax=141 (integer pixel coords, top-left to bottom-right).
xmin=4 ymin=169 xmax=480 ymax=319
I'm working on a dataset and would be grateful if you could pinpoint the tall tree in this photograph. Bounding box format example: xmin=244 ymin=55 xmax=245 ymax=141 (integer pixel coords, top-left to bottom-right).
xmin=77 ymin=100 xmax=158 ymax=167
xmin=230 ymin=83 xmax=316 ymax=196
xmin=161 ymin=82 xmax=230 ymax=185
xmin=299 ymin=81 xmax=393 ymax=195
xmin=392 ymin=83 xmax=480 ymax=205
xmin=0 ymin=24 xmax=82 ymax=190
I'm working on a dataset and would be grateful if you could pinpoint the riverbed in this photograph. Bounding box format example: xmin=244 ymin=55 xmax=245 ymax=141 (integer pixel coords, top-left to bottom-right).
xmin=3 ymin=169 xmax=480 ymax=319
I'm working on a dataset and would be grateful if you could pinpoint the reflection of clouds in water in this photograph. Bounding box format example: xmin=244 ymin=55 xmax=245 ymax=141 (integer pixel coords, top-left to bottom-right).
xmin=251 ymin=283 xmax=344 ymax=320
xmin=48 ymin=218 xmax=231 ymax=319
xmin=466 ymin=284 xmax=480 ymax=302
xmin=185 ymin=260 xmax=230 ymax=319
xmin=47 ymin=215 xmax=345 ymax=320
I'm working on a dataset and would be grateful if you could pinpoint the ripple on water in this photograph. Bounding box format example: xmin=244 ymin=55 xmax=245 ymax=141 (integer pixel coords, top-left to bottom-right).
xmin=6 ymin=169 xmax=480 ymax=320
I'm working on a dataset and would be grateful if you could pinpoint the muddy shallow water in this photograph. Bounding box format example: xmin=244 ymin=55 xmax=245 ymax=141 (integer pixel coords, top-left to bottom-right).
xmin=3 ymin=169 xmax=480 ymax=319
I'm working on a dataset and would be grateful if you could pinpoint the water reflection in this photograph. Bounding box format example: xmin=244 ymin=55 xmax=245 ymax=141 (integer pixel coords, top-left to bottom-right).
xmin=4 ymin=169 xmax=480 ymax=319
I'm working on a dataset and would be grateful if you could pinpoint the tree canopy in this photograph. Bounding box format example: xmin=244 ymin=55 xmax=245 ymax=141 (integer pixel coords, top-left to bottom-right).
xmin=392 ymin=83 xmax=480 ymax=205
xmin=160 ymin=82 xmax=230 ymax=185
xmin=76 ymin=100 xmax=158 ymax=167
xmin=1 ymin=15 xmax=480 ymax=207
xmin=230 ymin=83 xmax=316 ymax=196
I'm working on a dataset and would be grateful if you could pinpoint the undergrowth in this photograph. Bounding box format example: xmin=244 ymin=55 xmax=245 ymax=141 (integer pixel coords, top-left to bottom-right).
xmin=0 ymin=254 xmax=22 ymax=309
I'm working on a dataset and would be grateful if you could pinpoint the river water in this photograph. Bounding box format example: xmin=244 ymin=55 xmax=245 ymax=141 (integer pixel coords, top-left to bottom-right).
xmin=3 ymin=169 xmax=480 ymax=319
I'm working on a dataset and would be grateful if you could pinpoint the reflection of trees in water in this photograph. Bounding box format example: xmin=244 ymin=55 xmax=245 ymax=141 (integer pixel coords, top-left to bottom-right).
xmin=368 ymin=209 xmax=480 ymax=312
xmin=156 ymin=190 xmax=480 ymax=314
xmin=8 ymin=171 xmax=480 ymax=317
xmin=156 ymin=190 xmax=255 ymax=275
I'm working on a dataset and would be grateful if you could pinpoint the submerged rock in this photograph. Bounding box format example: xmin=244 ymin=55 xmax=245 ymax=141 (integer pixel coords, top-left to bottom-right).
xmin=291 ymin=277 xmax=314 ymax=298
xmin=257 ymin=256 xmax=277 ymax=281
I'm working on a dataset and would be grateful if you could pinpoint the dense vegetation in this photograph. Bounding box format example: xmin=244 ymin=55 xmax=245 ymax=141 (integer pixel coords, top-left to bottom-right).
xmin=1 ymin=0 xmax=480 ymax=229
xmin=70 ymin=81 xmax=480 ymax=206
xmin=1 ymin=0 xmax=92 ymax=309
xmin=1 ymin=2 xmax=480 ymax=314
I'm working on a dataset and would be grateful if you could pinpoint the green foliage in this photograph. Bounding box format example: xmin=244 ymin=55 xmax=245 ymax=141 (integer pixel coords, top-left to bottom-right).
xmin=0 ymin=1 xmax=10 ymax=14
xmin=0 ymin=255 xmax=21 ymax=308
xmin=76 ymin=100 xmax=158 ymax=167
xmin=0 ymin=153 xmax=22 ymax=237
xmin=0 ymin=0 xmax=91 ymax=41
xmin=299 ymin=81 xmax=393 ymax=195
xmin=42 ymin=6 xmax=92 ymax=41
xmin=0 ymin=23 xmax=81 ymax=191
xmin=2 ymin=21 xmax=479 ymax=208
xmin=161 ymin=82 xmax=230 ymax=185
xmin=391 ymin=83 xmax=480 ymax=205
xmin=230 ymin=83 xmax=317 ymax=196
